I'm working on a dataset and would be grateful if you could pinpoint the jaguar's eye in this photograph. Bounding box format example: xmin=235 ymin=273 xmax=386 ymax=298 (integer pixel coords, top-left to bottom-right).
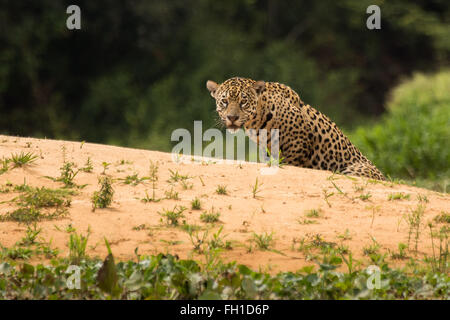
xmin=221 ymin=99 xmax=228 ymax=107
xmin=240 ymin=99 xmax=247 ymax=106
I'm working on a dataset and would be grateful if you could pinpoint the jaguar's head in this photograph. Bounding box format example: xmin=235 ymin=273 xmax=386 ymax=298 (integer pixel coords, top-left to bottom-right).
xmin=206 ymin=77 xmax=265 ymax=133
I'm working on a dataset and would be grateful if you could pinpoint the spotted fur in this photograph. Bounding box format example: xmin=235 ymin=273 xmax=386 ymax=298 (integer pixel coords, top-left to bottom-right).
xmin=206 ymin=77 xmax=385 ymax=180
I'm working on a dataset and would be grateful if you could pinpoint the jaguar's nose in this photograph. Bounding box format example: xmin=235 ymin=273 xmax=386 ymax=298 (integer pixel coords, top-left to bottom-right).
xmin=227 ymin=115 xmax=239 ymax=123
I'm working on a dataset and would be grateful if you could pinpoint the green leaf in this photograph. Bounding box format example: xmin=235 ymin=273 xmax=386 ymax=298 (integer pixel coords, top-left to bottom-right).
xmin=97 ymin=254 xmax=120 ymax=295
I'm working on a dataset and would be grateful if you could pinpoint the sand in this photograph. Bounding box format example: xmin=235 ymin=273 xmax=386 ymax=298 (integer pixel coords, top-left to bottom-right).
xmin=0 ymin=135 xmax=448 ymax=274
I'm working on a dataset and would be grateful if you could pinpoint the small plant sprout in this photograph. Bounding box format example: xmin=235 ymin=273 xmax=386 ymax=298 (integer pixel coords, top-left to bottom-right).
xmin=304 ymin=208 xmax=324 ymax=219
xmin=358 ymin=192 xmax=372 ymax=201
xmin=81 ymin=157 xmax=94 ymax=173
xmin=101 ymin=162 xmax=111 ymax=175
xmin=266 ymin=148 xmax=285 ymax=168
xmin=191 ymin=197 xmax=202 ymax=210
xmin=167 ymin=169 xmax=190 ymax=183
xmin=216 ymin=185 xmax=228 ymax=195
xmin=1 ymin=157 xmax=10 ymax=174
xmin=251 ymin=177 xmax=263 ymax=198
xmin=142 ymin=160 xmax=161 ymax=202
xmin=92 ymin=176 xmax=114 ymax=211
xmin=322 ymin=189 xmax=334 ymax=207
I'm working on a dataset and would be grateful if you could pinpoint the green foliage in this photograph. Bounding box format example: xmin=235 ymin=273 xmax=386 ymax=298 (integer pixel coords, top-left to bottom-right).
xmin=91 ymin=177 xmax=114 ymax=211
xmin=352 ymin=71 xmax=450 ymax=182
xmin=0 ymin=249 xmax=448 ymax=299
xmin=0 ymin=186 xmax=72 ymax=224
xmin=1 ymin=1 xmax=448 ymax=154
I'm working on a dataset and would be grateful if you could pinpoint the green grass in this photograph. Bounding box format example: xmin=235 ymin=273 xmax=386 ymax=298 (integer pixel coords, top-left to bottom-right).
xmin=434 ymin=212 xmax=450 ymax=224
xmin=216 ymin=185 xmax=228 ymax=195
xmin=164 ymin=187 xmax=179 ymax=200
xmin=252 ymin=232 xmax=274 ymax=250
xmin=388 ymin=192 xmax=410 ymax=201
xmin=304 ymin=208 xmax=323 ymax=218
xmin=119 ymin=173 xmax=149 ymax=186
xmin=159 ymin=206 xmax=186 ymax=226
xmin=0 ymin=186 xmax=73 ymax=224
xmin=200 ymin=208 xmax=221 ymax=223
xmin=9 ymin=152 xmax=38 ymax=168
xmin=191 ymin=197 xmax=202 ymax=210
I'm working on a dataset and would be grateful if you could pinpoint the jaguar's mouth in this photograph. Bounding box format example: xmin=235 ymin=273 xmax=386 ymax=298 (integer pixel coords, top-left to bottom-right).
xmin=226 ymin=124 xmax=241 ymax=134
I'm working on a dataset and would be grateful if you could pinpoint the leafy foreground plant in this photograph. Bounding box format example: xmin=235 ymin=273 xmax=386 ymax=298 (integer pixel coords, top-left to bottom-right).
xmin=0 ymin=251 xmax=447 ymax=300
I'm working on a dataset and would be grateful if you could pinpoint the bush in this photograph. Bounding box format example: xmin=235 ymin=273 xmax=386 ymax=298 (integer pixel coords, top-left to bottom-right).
xmin=351 ymin=71 xmax=450 ymax=182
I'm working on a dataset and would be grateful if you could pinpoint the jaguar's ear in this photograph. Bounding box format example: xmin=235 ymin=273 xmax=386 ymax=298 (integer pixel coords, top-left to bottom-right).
xmin=253 ymin=80 xmax=265 ymax=95
xmin=206 ymin=80 xmax=218 ymax=98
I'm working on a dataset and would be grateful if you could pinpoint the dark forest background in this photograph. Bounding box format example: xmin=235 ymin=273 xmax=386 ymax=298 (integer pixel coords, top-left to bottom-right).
xmin=0 ymin=0 xmax=449 ymax=189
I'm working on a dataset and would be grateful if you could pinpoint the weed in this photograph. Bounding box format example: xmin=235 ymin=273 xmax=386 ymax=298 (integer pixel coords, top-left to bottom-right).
xmin=200 ymin=208 xmax=221 ymax=223
xmin=363 ymin=237 xmax=381 ymax=256
xmin=251 ymin=177 xmax=263 ymax=198
xmin=388 ymin=193 xmax=410 ymax=201
xmin=142 ymin=161 xmax=161 ymax=202
xmin=433 ymin=212 xmax=450 ymax=224
xmin=119 ymin=173 xmax=149 ymax=186
xmin=359 ymin=193 xmax=372 ymax=201
xmin=81 ymin=157 xmax=94 ymax=173
xmin=304 ymin=208 xmax=323 ymax=219
xmin=208 ymin=226 xmax=232 ymax=250
xmin=297 ymin=218 xmax=318 ymax=225
xmin=18 ymin=224 xmax=42 ymax=246
xmin=92 ymin=176 xmax=114 ymax=211
xmin=428 ymin=223 xmax=448 ymax=274
xmin=159 ymin=206 xmax=186 ymax=226
xmin=337 ymin=229 xmax=352 ymax=241
xmin=168 ymin=169 xmax=190 ymax=183
xmin=322 ymin=189 xmax=334 ymax=207
xmin=266 ymin=148 xmax=285 ymax=168
xmin=0 ymin=186 xmax=72 ymax=224
xmin=417 ymin=194 xmax=429 ymax=203
xmin=164 ymin=187 xmax=179 ymax=200
xmin=10 ymin=152 xmax=38 ymax=168
xmin=216 ymin=185 xmax=228 ymax=195
xmin=0 ymin=157 xmax=9 ymax=174
xmin=101 ymin=162 xmax=111 ymax=175
xmin=252 ymin=232 xmax=274 ymax=250
xmin=56 ymin=162 xmax=79 ymax=187
xmin=187 ymin=228 xmax=209 ymax=252
xmin=191 ymin=197 xmax=202 ymax=210
xmin=68 ymin=228 xmax=91 ymax=264
xmin=406 ymin=204 xmax=425 ymax=254
xmin=390 ymin=243 xmax=408 ymax=260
